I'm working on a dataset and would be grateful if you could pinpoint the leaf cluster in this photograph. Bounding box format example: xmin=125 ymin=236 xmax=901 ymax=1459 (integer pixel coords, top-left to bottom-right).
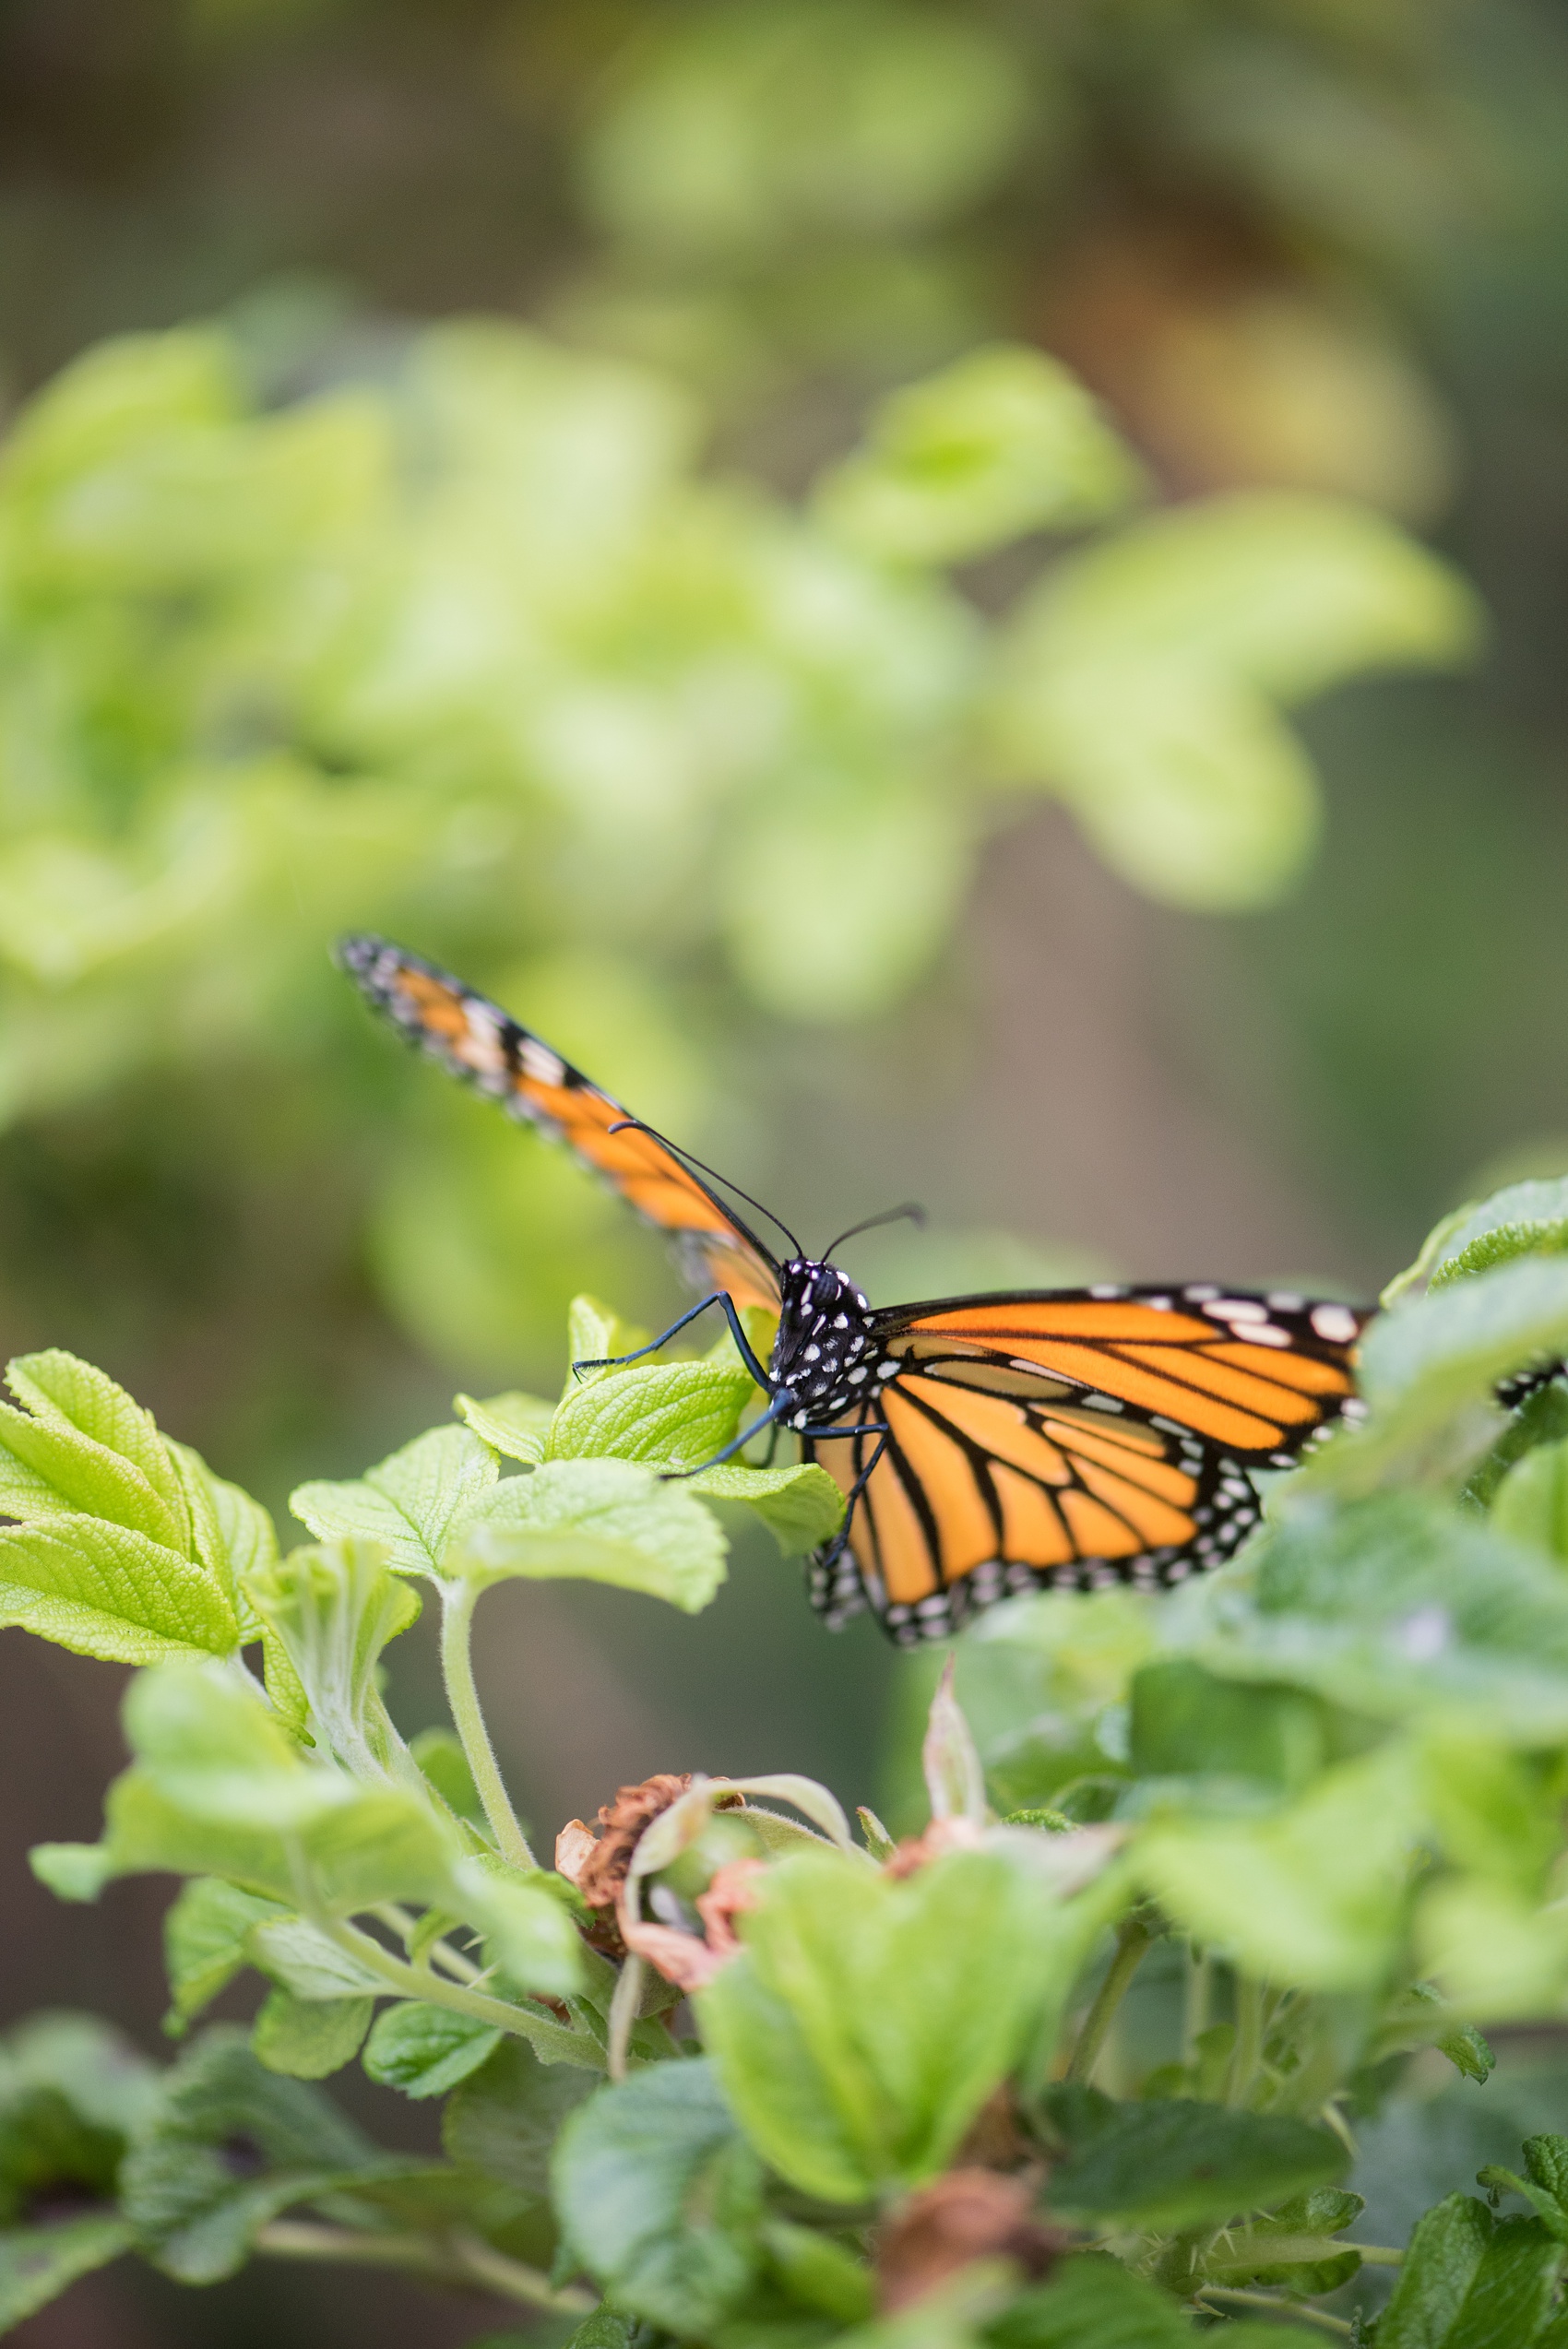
xmin=10 ymin=1192 xmax=1568 ymax=2340
xmin=0 ymin=306 xmax=1479 ymax=1383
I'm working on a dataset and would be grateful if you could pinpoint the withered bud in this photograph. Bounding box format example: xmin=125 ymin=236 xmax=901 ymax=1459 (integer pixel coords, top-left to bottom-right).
xmin=695 ymin=1856 xmax=766 ymax=1961
xmin=875 ymin=2170 xmax=1067 ymax=2314
xmin=882 ymin=1816 xmax=985 ymax=1880
xmin=570 ymin=1774 xmax=693 ymax=1910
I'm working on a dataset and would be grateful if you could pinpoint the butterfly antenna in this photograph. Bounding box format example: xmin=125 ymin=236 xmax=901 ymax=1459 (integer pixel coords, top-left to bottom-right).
xmin=823 ymin=1202 xmax=926 ymax=1259
xmin=606 ymin=1121 xmax=802 ymax=1260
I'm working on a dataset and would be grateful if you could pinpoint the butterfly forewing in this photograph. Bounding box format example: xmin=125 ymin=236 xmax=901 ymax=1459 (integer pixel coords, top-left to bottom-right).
xmin=805 ymin=1285 xmax=1366 ymax=1641
xmin=339 ymin=937 xmax=782 ymax=1313
xmin=339 ymin=938 xmax=1372 ymax=1644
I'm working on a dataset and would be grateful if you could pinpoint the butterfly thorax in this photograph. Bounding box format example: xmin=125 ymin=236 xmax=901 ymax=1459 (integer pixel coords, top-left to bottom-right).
xmin=770 ymin=1260 xmax=891 ymax=1429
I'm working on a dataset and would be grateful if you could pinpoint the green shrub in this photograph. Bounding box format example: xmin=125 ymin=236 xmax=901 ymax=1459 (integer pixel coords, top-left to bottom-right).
xmin=5 ymin=1179 xmax=1568 ymax=2337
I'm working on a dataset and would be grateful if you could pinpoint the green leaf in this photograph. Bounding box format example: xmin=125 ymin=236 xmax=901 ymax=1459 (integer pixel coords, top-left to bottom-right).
xmin=565 ymin=1296 xmax=652 ymax=1389
xmin=761 ymin=2216 xmax=875 ymax=2323
xmin=1376 ymin=2194 xmax=1564 ymax=2348
xmin=243 ymin=1538 xmax=422 ymax=1777
xmin=252 ymin=1987 xmax=374 ymax=2080
xmin=813 ymin=345 xmax=1145 ymax=564
xmin=291 ymin=1426 xmax=499 ymax=1580
xmin=197 ymin=1457 xmax=279 ymax=1586
xmin=456 ymin=1390 xmax=556 ymax=1466
xmin=1493 ymin=1440 xmax=1568 ymax=1564
xmin=164 ymin=1878 xmax=287 ymax=2024
xmin=1194 ymin=1492 xmax=1568 ymax=1742
xmin=1206 ymin=2182 xmax=1371 ymax=2292
xmin=1360 ymin=1257 xmax=1568 ymax=1426
xmin=443 ymin=2035 xmax=596 ymax=2192
xmin=1136 ymin=1742 xmax=1420 ymax=1990
xmin=362 ymin=2002 xmax=500 ymax=2099
xmin=247 ymin=1915 xmax=388 ymax=2002
xmin=1440 ymin=2023 xmax=1497 ymax=2083
xmin=552 ymin=2058 xmax=763 ymax=2334
xmin=97 ymin=1663 xmax=478 ymax=1922
xmin=696 ymin=1845 xmax=1092 ymax=2201
xmin=410 ymin=1726 xmax=486 ymax=1825
xmin=557 ymin=2314 xmax=638 ymax=2349
xmin=549 ymin=1355 xmax=754 ymax=1472
xmin=29 ymin=1843 xmax=112 ymax=1903
xmin=452 ymin=1457 xmax=728 ymax=1613
xmin=4 ymin=1350 xmax=187 ymax=1547
xmin=989 ymin=492 xmax=1480 ymax=912
xmin=1046 ymin=2098 xmax=1344 ymax=2232
xmin=0 ymin=2214 xmax=133 ymax=2331
xmin=0 ymin=2011 xmax=160 ymax=2177
xmin=0 ymin=1517 xmax=241 ymax=1664
xmin=119 ymin=2026 xmax=392 ymax=2283
xmin=1526 ymin=2137 xmax=1568 ymax=2213
xmin=1420 ymin=1180 xmax=1568 ymax=1294
xmin=685 ymin=1459 xmax=845 ymax=1555
xmin=450 ymin=1858 xmax=588 ymax=1998
xmin=1203 ymin=2224 xmax=1363 ymax=2295
xmin=1128 ymin=1658 xmax=1325 ymax=1792
xmin=952 ymin=1585 xmax=1156 ymax=1814
xmin=987 ymin=2255 xmax=1193 ymax=2348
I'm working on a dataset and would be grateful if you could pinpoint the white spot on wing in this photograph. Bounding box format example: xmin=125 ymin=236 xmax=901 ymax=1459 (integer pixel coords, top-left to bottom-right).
xmin=1311 ymin=1304 xmax=1358 ymax=1344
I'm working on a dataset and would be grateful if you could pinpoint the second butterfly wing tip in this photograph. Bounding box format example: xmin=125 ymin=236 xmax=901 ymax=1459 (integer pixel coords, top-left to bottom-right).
xmin=335 ymin=932 xmax=391 ymax=976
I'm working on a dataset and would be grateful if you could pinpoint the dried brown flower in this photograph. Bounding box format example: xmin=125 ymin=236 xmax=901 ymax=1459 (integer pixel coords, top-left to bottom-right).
xmin=875 ymin=2170 xmax=1067 ymax=2314
xmin=568 ymin=1773 xmax=693 ymax=1909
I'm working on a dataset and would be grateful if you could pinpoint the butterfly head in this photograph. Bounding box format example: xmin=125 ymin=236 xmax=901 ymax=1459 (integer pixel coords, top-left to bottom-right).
xmin=771 ymin=1259 xmax=885 ymax=1425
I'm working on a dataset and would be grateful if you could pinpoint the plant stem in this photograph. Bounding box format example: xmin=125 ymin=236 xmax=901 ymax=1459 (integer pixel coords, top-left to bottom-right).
xmin=1195 ymin=2287 xmax=1352 ymax=2336
xmin=1227 ymin=1974 xmax=1265 ymax=2108
xmin=607 ymin=1952 xmax=644 ymax=2082
xmin=319 ymin=1912 xmax=600 ymax=2067
xmin=1065 ymin=1916 xmax=1153 ymax=2086
xmin=439 ymin=1577 xmax=535 ymax=1868
xmin=1182 ymin=1943 xmax=1211 ymax=2065
xmin=451 ymin=2230 xmax=595 ymax=2312
xmin=371 ymin=1904 xmax=485 ymax=1985
xmin=1345 ymin=2245 xmax=1404 ymax=2265
xmin=255 ymin=2219 xmax=594 ymax=2313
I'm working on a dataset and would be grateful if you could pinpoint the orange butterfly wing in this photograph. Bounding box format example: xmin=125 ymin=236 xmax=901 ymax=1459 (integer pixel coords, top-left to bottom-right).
xmin=803 ymin=1284 xmax=1367 ymax=1641
xmin=339 ymin=938 xmax=782 ymax=1313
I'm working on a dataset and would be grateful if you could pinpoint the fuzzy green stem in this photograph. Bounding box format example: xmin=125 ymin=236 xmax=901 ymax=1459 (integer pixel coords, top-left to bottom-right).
xmin=318 ymin=1912 xmax=599 ymax=2066
xmin=372 ymin=1903 xmax=484 ymax=1986
xmin=1065 ymin=1917 xmax=1153 ymax=2086
xmin=439 ymin=1577 xmax=535 ymax=1868
xmin=255 ymin=2219 xmax=593 ymax=2313
xmin=607 ymin=1953 xmax=644 ymax=2083
xmin=1182 ymin=1944 xmax=1211 ymax=2066
xmin=1194 ymin=2286 xmax=1351 ymax=2335
xmin=1227 ymin=1975 xmax=1265 ymax=2108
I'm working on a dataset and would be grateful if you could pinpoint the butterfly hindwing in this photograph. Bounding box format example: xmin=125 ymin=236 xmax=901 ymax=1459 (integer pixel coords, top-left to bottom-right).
xmin=339 ymin=937 xmax=782 ymax=1312
xmin=803 ymin=1283 xmax=1367 ymax=1641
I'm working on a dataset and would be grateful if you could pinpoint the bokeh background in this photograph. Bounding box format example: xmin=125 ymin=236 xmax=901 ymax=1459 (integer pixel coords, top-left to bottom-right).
xmin=2 ymin=0 xmax=1568 ymax=2339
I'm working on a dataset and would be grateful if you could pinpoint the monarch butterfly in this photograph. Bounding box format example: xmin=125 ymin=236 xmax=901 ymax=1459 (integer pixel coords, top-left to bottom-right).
xmin=339 ymin=936 xmax=1370 ymax=1645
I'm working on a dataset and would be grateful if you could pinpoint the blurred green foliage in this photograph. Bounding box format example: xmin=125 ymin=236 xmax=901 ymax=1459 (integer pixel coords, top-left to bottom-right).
xmin=0 ymin=310 xmax=1472 ymax=1402
xmin=0 ymin=0 xmax=1560 ymax=1460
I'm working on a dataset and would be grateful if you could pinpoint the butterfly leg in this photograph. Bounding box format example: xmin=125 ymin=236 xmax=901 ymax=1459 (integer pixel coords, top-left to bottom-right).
xmin=662 ymin=1384 xmax=798 ymax=1479
xmin=574 ymin=1290 xmax=774 ymax=1388
xmin=809 ymin=1424 xmax=889 ymax=1570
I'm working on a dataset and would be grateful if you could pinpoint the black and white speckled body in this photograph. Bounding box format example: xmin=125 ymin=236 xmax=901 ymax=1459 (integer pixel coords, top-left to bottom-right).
xmin=769 ymin=1259 xmax=896 ymax=1428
